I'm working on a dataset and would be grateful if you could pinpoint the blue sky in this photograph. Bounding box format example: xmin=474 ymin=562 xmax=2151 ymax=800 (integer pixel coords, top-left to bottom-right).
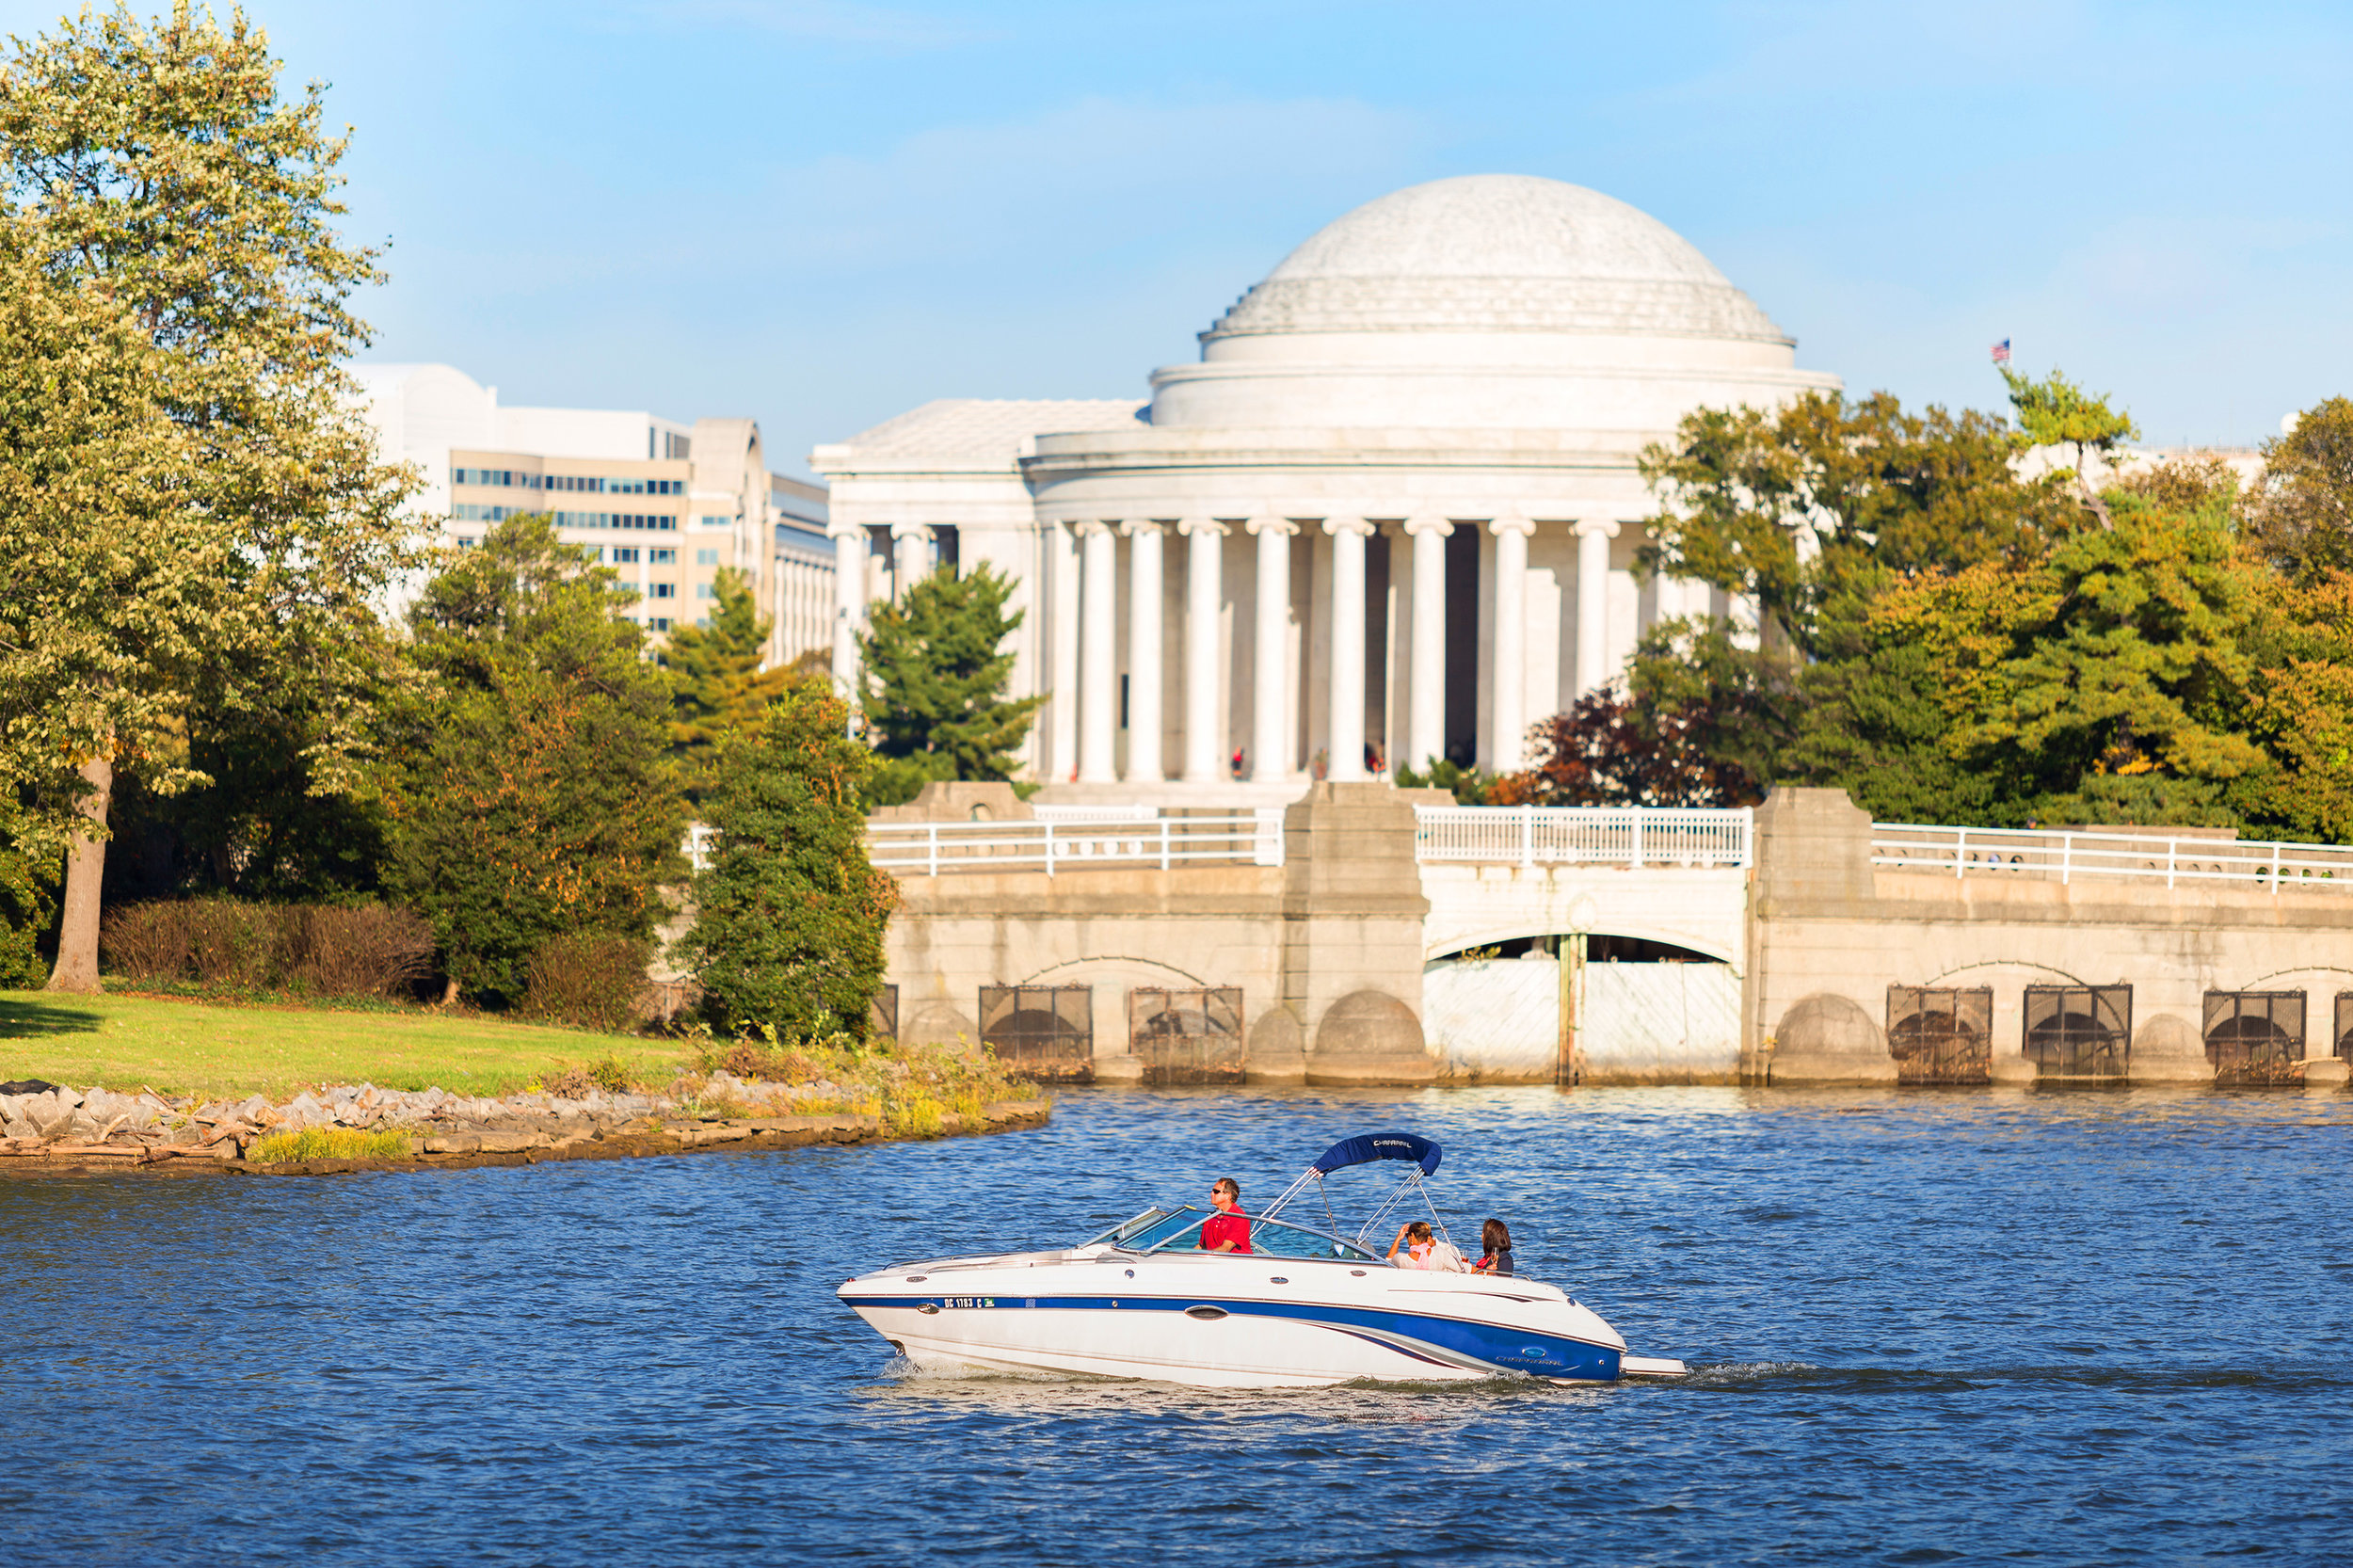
xmin=9 ymin=1 xmax=2346 ymax=474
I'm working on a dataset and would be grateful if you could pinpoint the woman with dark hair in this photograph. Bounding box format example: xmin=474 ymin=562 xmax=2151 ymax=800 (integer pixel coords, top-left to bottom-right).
xmin=1472 ymin=1218 xmax=1514 ymax=1275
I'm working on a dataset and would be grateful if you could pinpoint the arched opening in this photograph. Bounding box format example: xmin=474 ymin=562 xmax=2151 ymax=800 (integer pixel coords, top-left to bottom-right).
xmin=1886 ymin=985 xmax=1993 ymax=1085
xmin=1421 ymin=930 xmax=1737 ymax=1084
xmin=2203 ymin=991 xmax=2306 ymax=1086
xmin=2024 ymin=984 xmax=2132 ymax=1081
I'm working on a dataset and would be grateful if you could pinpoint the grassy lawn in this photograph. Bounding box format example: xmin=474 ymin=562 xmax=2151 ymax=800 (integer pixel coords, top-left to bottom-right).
xmin=0 ymin=989 xmax=696 ymax=1100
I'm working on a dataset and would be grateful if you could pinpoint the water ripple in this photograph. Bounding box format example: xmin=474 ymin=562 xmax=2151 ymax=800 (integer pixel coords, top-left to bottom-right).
xmin=3 ymin=1083 xmax=2352 ymax=1565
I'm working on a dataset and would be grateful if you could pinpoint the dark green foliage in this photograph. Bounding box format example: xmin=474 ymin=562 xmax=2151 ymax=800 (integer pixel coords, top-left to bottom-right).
xmin=686 ymin=681 xmax=898 ymax=1039
xmin=665 ymin=568 xmax=792 ymax=797
xmin=865 ymin=749 xmax=960 ymax=808
xmin=1392 ymin=757 xmax=1500 ymax=805
xmin=858 ymin=564 xmax=1043 ymax=785
xmin=0 ymin=801 xmax=54 ymax=986
xmin=381 ymin=516 xmax=686 ymax=1003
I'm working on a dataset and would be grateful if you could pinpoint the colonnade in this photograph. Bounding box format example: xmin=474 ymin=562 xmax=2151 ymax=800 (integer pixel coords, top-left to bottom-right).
xmin=831 ymin=512 xmax=1630 ymax=788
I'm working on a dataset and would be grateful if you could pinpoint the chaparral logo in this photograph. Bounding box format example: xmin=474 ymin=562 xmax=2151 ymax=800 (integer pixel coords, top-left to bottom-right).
xmin=1374 ymin=1140 xmax=1409 ymax=1150
xmin=1520 ymin=1346 xmax=1552 ymax=1359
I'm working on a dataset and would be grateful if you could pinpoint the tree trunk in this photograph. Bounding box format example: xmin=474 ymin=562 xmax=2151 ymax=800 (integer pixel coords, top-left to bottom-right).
xmin=47 ymin=754 xmax=114 ymax=994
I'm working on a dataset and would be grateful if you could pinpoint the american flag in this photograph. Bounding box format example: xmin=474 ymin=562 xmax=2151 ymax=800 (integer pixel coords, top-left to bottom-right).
xmin=1990 ymin=338 xmax=2012 ymax=365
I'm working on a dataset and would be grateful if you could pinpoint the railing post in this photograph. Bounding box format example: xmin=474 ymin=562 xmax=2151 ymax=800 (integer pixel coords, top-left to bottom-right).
xmin=1045 ymin=821 xmax=1057 ymax=878
xmin=2166 ymin=837 xmax=2177 ymax=889
xmin=1160 ymin=817 xmax=1171 ymax=872
xmin=927 ymin=824 xmax=939 ymax=878
xmin=2271 ymin=840 xmax=2282 ymax=896
xmin=1520 ymin=807 xmax=1534 ymax=870
xmin=1954 ymin=825 xmax=1966 ymax=879
xmin=2061 ymin=833 xmax=2073 ymax=886
xmin=1630 ymin=811 xmax=1644 ymax=871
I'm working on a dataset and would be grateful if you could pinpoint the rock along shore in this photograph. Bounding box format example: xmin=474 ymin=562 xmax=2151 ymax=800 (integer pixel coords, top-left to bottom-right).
xmin=0 ymin=1078 xmax=1051 ymax=1180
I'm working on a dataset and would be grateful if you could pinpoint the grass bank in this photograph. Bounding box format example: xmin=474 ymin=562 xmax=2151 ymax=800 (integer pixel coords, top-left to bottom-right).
xmin=0 ymin=989 xmax=693 ymax=1100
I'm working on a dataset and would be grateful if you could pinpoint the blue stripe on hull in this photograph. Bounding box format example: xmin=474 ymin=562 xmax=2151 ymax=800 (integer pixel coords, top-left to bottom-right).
xmin=840 ymin=1293 xmax=1622 ymax=1382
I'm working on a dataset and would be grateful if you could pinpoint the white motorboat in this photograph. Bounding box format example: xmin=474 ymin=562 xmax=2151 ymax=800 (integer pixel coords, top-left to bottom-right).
xmin=839 ymin=1131 xmax=1689 ymax=1387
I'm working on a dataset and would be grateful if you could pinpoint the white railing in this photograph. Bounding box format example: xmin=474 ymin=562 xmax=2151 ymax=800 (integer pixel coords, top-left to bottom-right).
xmin=1414 ymin=806 xmax=1754 ymax=869
xmin=869 ymin=811 xmax=1282 ymax=876
xmin=1029 ymin=803 xmax=1160 ymax=824
xmin=1871 ymin=824 xmax=2353 ymax=893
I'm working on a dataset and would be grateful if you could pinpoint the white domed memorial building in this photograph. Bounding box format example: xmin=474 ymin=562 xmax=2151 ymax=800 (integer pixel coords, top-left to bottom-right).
xmin=814 ymin=175 xmax=1840 ymax=797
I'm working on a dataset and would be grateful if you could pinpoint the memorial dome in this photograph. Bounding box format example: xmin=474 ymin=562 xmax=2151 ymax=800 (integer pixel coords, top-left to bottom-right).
xmin=1148 ymin=173 xmax=1825 ymax=431
xmin=1201 ymin=174 xmax=1789 ymax=347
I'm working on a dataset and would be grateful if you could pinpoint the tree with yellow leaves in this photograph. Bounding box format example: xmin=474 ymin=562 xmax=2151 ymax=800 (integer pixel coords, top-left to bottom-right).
xmin=0 ymin=4 xmax=421 ymax=989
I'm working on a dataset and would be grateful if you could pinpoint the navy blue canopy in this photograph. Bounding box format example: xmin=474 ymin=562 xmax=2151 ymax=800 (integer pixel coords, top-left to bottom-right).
xmin=1309 ymin=1131 xmax=1440 ymax=1178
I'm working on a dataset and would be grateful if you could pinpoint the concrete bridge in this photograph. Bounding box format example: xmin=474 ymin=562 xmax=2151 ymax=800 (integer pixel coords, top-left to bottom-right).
xmin=867 ymin=783 xmax=2353 ymax=1091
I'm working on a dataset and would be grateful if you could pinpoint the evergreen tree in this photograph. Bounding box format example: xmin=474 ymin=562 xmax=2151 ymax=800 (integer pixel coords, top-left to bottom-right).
xmin=381 ymin=517 xmax=685 ymax=1003
xmin=858 ymin=564 xmax=1043 ymax=785
xmin=685 ymin=681 xmax=898 ymax=1039
xmin=665 ymin=569 xmax=792 ymax=795
xmin=0 ymin=5 xmax=421 ymax=990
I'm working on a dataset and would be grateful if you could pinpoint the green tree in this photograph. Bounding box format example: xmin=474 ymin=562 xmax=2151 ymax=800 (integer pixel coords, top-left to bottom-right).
xmin=665 ymin=568 xmax=792 ymax=795
xmin=2242 ymin=396 xmax=2353 ymax=583
xmin=685 ymin=681 xmax=898 ymax=1039
xmin=858 ymin=564 xmax=1043 ymax=791
xmin=0 ymin=4 xmax=421 ymax=990
xmin=381 ymin=517 xmax=686 ymax=1003
xmin=1630 ymin=389 xmax=2072 ymax=802
xmin=1873 ymin=486 xmax=2265 ymax=824
xmin=2000 ymin=365 xmax=2140 ymax=529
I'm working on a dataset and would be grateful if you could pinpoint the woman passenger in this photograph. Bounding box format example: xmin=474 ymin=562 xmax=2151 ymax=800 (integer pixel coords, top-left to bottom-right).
xmin=1472 ymin=1218 xmax=1514 ymax=1276
xmin=1388 ymin=1221 xmax=1468 ymax=1272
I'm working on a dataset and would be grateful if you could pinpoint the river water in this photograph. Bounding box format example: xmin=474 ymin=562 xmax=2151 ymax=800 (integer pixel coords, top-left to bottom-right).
xmin=6 ymin=1083 xmax=2352 ymax=1565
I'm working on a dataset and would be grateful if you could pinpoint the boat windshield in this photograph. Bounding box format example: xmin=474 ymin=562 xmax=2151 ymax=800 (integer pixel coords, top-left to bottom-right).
xmin=1112 ymin=1206 xmax=1382 ymax=1263
xmin=1078 ymin=1208 xmax=1176 ymax=1249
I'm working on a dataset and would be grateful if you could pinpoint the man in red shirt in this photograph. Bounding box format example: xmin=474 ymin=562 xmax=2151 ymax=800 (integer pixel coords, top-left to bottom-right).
xmin=1199 ymin=1177 xmax=1252 ymax=1254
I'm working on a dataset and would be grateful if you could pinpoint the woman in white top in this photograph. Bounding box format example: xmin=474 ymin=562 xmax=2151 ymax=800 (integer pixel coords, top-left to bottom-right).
xmin=1386 ymin=1221 xmax=1469 ymax=1272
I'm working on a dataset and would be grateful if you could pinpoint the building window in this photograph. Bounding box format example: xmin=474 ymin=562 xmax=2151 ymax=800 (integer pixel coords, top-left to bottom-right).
xmin=697 ymin=515 xmax=730 ymax=528
xmin=696 ymin=549 xmax=719 ymax=566
xmin=695 ymin=616 xmax=711 ymax=629
xmin=610 ymin=547 xmax=640 ymax=564
xmin=650 ymin=548 xmax=675 ymax=563
xmin=648 ymin=583 xmax=675 ymax=599
xmin=649 ymin=616 xmax=671 ymax=632
xmin=696 ymin=583 xmax=717 ymax=600
xmin=454 ymin=536 xmax=477 ymax=550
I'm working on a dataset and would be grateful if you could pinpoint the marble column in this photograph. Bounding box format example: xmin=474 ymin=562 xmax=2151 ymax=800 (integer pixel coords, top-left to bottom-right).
xmin=1323 ymin=517 xmax=1374 ymax=782
xmin=1402 ymin=517 xmax=1451 ymax=773
xmin=1247 ymin=518 xmax=1296 ymax=784
xmin=1122 ymin=520 xmax=1165 ymax=784
xmin=828 ymin=522 xmax=866 ymax=702
xmin=890 ymin=521 xmax=933 ymax=600
xmin=1489 ymin=515 xmax=1535 ymax=773
xmin=1575 ymin=519 xmax=1621 ymax=697
xmin=1076 ymin=520 xmax=1118 ymax=785
xmin=1179 ymin=520 xmax=1226 ymax=784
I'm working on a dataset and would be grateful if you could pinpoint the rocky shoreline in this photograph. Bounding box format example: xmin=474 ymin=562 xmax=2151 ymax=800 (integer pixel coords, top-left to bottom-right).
xmin=0 ymin=1077 xmax=1051 ymax=1179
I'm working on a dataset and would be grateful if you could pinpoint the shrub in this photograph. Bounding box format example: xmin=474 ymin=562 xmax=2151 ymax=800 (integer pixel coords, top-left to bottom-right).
xmin=100 ymin=899 xmax=437 ymax=998
xmin=181 ymin=899 xmax=280 ymax=985
xmin=100 ymin=902 xmax=191 ymax=982
xmin=520 ymin=933 xmax=653 ymax=1032
xmin=248 ymin=1128 xmax=410 ymax=1163
xmin=539 ymin=1054 xmax=643 ymax=1097
xmin=280 ymin=904 xmax=435 ymax=997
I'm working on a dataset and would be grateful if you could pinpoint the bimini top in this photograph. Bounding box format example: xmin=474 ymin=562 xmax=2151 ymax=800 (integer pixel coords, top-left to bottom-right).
xmin=1309 ymin=1131 xmax=1440 ymax=1179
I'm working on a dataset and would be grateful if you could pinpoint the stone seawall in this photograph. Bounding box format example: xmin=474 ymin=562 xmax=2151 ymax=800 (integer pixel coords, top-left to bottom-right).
xmin=0 ymin=1079 xmax=1051 ymax=1179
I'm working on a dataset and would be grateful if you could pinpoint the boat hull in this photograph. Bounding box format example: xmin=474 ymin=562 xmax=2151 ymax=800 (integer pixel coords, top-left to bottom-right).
xmin=840 ymin=1255 xmax=1628 ymax=1388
